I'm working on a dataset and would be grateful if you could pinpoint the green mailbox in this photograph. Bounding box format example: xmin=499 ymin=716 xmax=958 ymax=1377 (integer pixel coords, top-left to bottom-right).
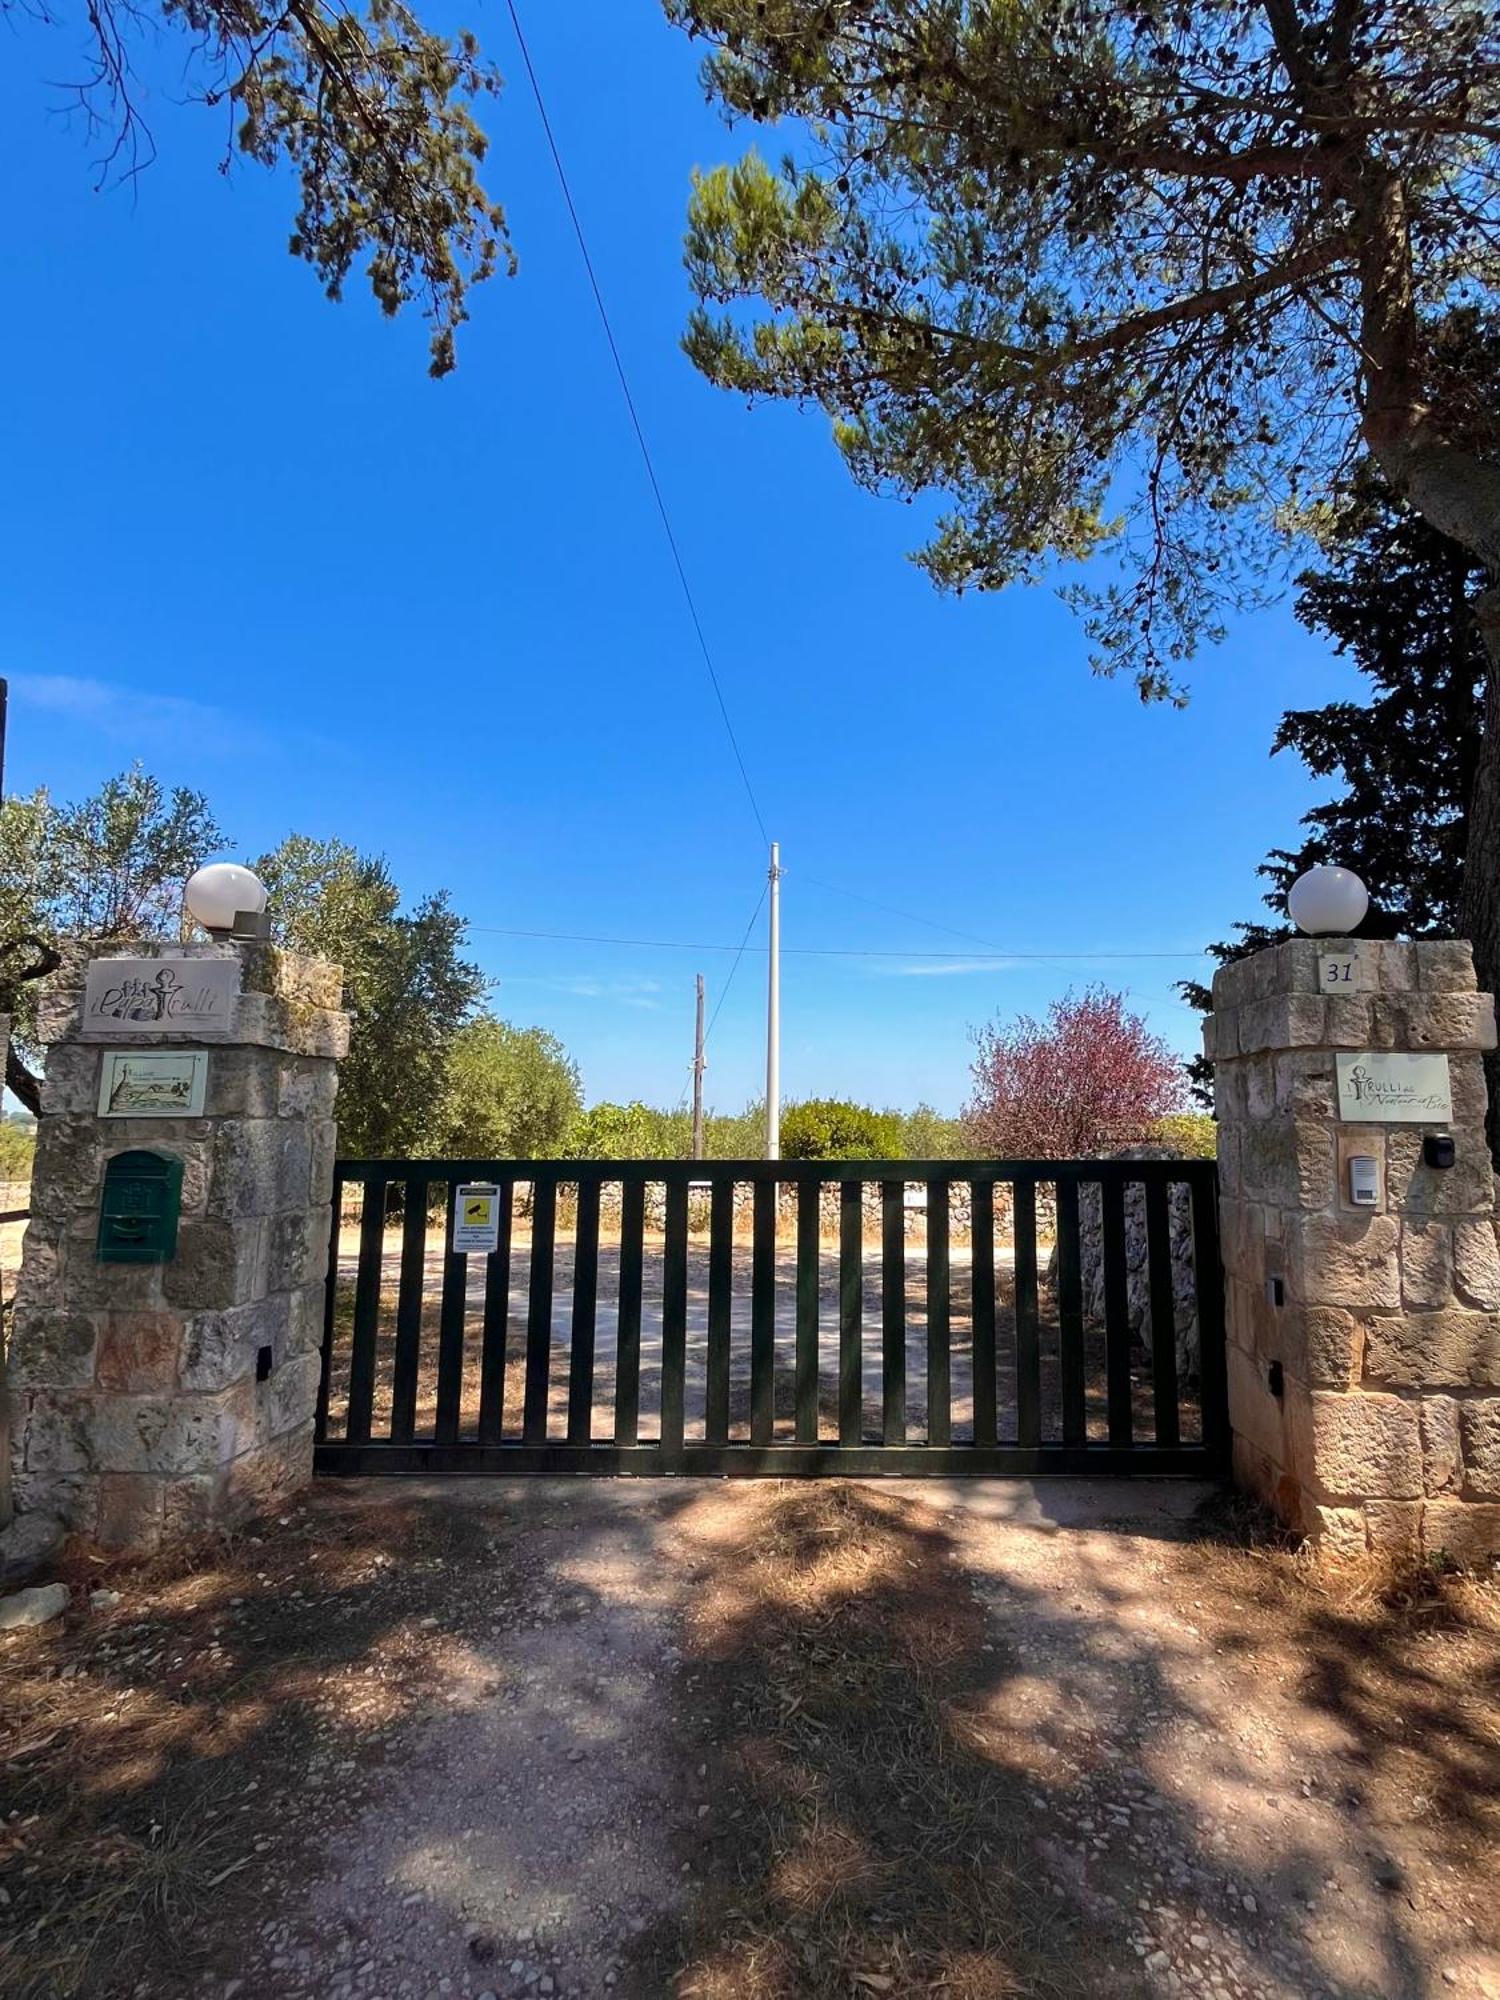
xmin=97 ymin=1150 xmax=184 ymax=1264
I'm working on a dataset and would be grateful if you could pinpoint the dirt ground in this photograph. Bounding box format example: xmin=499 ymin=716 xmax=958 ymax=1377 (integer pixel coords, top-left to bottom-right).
xmin=1 ymin=1478 xmax=1497 ymax=2000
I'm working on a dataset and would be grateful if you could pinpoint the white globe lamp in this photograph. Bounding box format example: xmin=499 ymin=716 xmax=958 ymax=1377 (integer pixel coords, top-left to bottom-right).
xmin=184 ymin=863 xmax=270 ymax=940
xmin=1287 ymin=865 xmax=1369 ymax=938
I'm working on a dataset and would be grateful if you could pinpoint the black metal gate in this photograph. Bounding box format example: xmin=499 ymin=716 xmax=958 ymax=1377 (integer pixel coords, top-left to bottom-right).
xmin=314 ymin=1158 xmax=1227 ymax=1478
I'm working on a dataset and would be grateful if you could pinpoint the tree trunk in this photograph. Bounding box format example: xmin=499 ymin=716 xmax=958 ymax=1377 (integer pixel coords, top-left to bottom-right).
xmin=5 ymin=1045 xmax=40 ymax=1119
xmin=1459 ymin=590 xmax=1500 ymax=1161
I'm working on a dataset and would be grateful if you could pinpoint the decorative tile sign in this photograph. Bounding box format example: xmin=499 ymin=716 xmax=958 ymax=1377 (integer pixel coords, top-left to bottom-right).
xmin=1336 ymin=1052 xmax=1452 ymax=1123
xmin=83 ymin=958 xmax=240 ymax=1039
xmin=1319 ymin=951 xmax=1359 ymax=991
xmin=98 ymin=1050 xmax=209 ymax=1119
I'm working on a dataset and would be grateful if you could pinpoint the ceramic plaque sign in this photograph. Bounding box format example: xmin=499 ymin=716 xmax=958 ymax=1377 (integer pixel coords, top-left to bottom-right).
xmin=1319 ymin=951 xmax=1359 ymax=991
xmin=1336 ymin=1052 xmax=1452 ymax=1123
xmin=83 ymin=958 xmax=240 ymax=1039
xmin=98 ymin=1050 xmax=209 ymax=1118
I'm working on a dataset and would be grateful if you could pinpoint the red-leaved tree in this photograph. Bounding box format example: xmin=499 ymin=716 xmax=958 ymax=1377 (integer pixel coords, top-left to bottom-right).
xmin=964 ymin=988 xmax=1188 ymax=1159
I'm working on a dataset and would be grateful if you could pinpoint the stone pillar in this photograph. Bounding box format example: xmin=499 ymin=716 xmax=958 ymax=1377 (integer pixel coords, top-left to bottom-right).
xmin=6 ymin=943 xmax=347 ymax=1553
xmin=1210 ymin=937 xmax=1500 ymax=1561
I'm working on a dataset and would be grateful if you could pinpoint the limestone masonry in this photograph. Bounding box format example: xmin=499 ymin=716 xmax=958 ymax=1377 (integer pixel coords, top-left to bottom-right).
xmin=1209 ymin=936 xmax=1500 ymax=1560
xmin=6 ymin=941 xmax=348 ymax=1553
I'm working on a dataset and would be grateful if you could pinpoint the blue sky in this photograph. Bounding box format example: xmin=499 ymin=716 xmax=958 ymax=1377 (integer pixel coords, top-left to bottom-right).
xmin=0 ymin=1 xmax=1361 ymax=1116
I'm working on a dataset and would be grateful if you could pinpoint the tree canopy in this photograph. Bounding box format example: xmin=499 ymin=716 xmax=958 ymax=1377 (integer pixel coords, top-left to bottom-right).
xmin=0 ymin=767 xmax=227 ymax=1110
xmin=669 ymin=0 xmax=1500 ymax=987
xmin=255 ymin=833 xmax=486 ymax=1157
xmin=16 ymin=0 xmax=511 ymax=373
xmin=964 ymin=986 xmax=1188 ymax=1156
xmin=436 ymin=1017 xmax=583 ymax=1159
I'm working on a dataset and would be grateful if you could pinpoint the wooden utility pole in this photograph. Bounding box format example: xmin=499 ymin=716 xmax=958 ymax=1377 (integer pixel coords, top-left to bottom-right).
xmin=691 ymin=974 xmax=706 ymax=1161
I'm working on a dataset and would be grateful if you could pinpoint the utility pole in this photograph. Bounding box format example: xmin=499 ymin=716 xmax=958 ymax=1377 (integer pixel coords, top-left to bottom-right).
xmin=765 ymin=840 xmax=781 ymax=1160
xmin=691 ymin=973 xmax=706 ymax=1162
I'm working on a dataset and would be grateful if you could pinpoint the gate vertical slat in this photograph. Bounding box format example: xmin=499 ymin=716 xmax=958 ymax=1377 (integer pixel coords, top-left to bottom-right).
xmin=705 ymin=1178 xmax=733 ymax=1443
xmin=1012 ymin=1179 xmax=1042 ymax=1449
xmin=566 ymin=1179 xmax=600 ymax=1445
xmin=927 ymin=1180 xmax=952 ymax=1447
xmin=1101 ymin=1178 xmax=1133 ymax=1447
xmin=316 ymin=1172 xmax=344 ymax=1443
xmin=522 ymin=1179 xmax=557 ymax=1444
xmin=750 ymin=1179 xmax=777 ymax=1445
xmin=613 ymin=1180 xmax=645 ymax=1445
xmin=838 ymin=1180 xmax=863 ymax=1445
xmin=433 ymin=1182 xmax=468 ymax=1444
xmin=1056 ymin=1178 xmax=1088 ymax=1448
xmin=477 ymin=1180 xmax=514 ymax=1444
xmin=345 ymin=1178 xmax=387 ymax=1446
xmin=1191 ymin=1173 xmax=1230 ymax=1458
xmin=390 ymin=1179 xmax=429 ymax=1444
xmin=661 ymin=1179 xmax=689 ymax=1455
xmin=881 ymin=1181 xmax=906 ymax=1445
xmin=970 ymin=1180 xmax=997 ymax=1447
xmin=1145 ymin=1179 xmax=1180 ymax=1448
xmin=794 ymin=1182 xmax=820 ymax=1443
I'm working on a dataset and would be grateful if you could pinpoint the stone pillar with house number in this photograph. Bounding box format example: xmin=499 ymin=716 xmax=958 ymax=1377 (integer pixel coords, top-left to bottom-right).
xmin=1208 ymin=870 xmax=1500 ymax=1560
xmin=4 ymin=937 xmax=348 ymax=1555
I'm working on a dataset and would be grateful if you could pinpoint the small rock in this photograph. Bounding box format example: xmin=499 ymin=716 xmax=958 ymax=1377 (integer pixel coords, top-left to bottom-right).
xmin=91 ymin=1589 xmax=122 ymax=1612
xmin=0 ymin=1582 xmax=70 ymax=1630
xmin=1241 ymin=1895 xmax=1258 ymax=1915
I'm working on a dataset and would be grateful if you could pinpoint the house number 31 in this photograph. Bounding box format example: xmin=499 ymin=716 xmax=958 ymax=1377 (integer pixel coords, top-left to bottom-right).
xmin=1320 ymin=953 xmax=1357 ymax=988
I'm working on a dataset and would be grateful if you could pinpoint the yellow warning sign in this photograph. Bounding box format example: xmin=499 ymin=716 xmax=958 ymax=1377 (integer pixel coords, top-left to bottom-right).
xmin=452 ymin=1182 xmax=501 ymax=1255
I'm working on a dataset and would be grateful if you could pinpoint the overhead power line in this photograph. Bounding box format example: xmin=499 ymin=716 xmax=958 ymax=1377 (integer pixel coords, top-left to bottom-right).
xmin=468 ymin=922 xmax=1208 ymax=962
xmin=703 ymin=883 xmax=768 ymax=1046
xmin=504 ymin=0 xmax=769 ymax=849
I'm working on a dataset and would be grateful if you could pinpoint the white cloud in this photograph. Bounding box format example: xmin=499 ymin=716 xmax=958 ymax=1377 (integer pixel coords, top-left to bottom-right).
xmin=11 ymin=674 xmax=269 ymax=755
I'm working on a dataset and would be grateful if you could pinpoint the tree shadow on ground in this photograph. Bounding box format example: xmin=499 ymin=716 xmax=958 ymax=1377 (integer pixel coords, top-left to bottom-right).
xmin=637 ymin=1482 xmax=1500 ymax=2000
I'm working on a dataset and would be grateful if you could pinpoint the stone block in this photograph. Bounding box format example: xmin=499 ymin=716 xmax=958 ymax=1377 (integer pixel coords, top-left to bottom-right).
xmin=95 ymin=1314 xmax=181 ymax=1394
xmin=256 ymin=1350 xmax=322 ymax=1445
xmin=267 ymin=1210 xmax=327 ymax=1293
xmin=28 ymin=1121 xmax=105 ymax=1220
xmin=95 ymin=1473 xmax=164 ymax=1554
xmin=1202 ymin=1013 xmax=1233 ymax=1061
xmin=1244 ymin=1056 xmax=1277 ymax=1120
xmin=202 ymin=1048 xmax=284 ymax=1121
xmin=6 ymin=1309 xmax=98 ymax=1389
xmin=278 ymin=1059 xmax=340 ymax=1120
xmin=1389 ymin=992 xmax=1497 ymax=1052
xmin=1363 ymin=1308 xmax=1500 ymax=1389
xmin=1227 ymin=1343 xmax=1289 ymax=1466
xmin=207 ymin=1120 xmax=313 ymax=1220
xmin=161 ymin=1217 xmax=265 ymax=1312
xmin=1421 ymin=1500 xmax=1500 ymax=1566
xmin=1218 ymin=1198 xmax=1266 ymax=1285
xmin=1459 ymin=1400 xmax=1500 ymax=1498
xmin=1240 ymin=1115 xmax=1334 ymax=1208
xmin=1325 ymin=997 xmax=1374 ymax=1047
xmin=37 ymin=1046 xmax=104 ymax=1116
xmin=1420 ymin=1396 xmax=1463 ymax=1495
xmin=1416 ymin=941 xmax=1478 ymax=992
xmin=1400 ymin=1220 xmax=1453 ymax=1309
xmin=285 ymin=1281 xmax=327 ymax=1359
xmin=1238 ymin=994 xmax=1327 ymax=1056
xmin=1448 ymin=1055 xmax=1491 ymax=1132
xmin=226 ymin=1425 xmax=315 ymax=1514
xmin=1212 ymin=959 xmax=1256 ymax=1013
xmin=1304 ymin=1391 xmax=1423 ymax=1501
xmin=1285 ymin=1212 xmax=1402 ymax=1311
xmin=1386 ymin=1131 xmax=1494 ymax=1217
xmin=1453 ymin=1222 xmax=1500 ymax=1309
xmin=1364 ymin=1500 xmax=1424 ymax=1556
xmin=163 ymin=1474 xmax=223 ymax=1541
xmin=181 ymin=1296 xmax=290 ymax=1392
xmin=1373 ymin=941 xmax=1419 ymax=992
xmin=1306 ymin=1505 xmax=1370 ymax=1557
xmin=1265 ymin=938 xmax=1323 ymax=995
xmin=1213 ymin=1062 xmax=1249 ymax=1123
xmin=49 ymin=1230 xmax=166 ymax=1313
xmin=1282 ymin=1305 xmax=1362 ymax=1389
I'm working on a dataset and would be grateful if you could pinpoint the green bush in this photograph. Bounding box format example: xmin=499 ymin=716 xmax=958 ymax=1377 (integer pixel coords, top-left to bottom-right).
xmin=1148 ymin=1113 xmax=1217 ymax=1159
xmin=0 ymin=1120 xmax=35 ymax=1180
xmin=780 ymin=1098 xmax=904 ymax=1161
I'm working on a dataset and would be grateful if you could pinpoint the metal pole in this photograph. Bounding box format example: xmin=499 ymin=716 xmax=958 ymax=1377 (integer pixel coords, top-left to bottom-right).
xmin=691 ymin=973 xmax=706 ymax=1162
xmin=0 ymin=676 xmax=9 ymax=805
xmin=765 ymin=841 xmax=781 ymax=1159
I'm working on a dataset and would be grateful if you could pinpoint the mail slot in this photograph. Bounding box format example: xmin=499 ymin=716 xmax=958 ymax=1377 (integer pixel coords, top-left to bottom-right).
xmin=97 ymin=1149 xmax=184 ymax=1264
